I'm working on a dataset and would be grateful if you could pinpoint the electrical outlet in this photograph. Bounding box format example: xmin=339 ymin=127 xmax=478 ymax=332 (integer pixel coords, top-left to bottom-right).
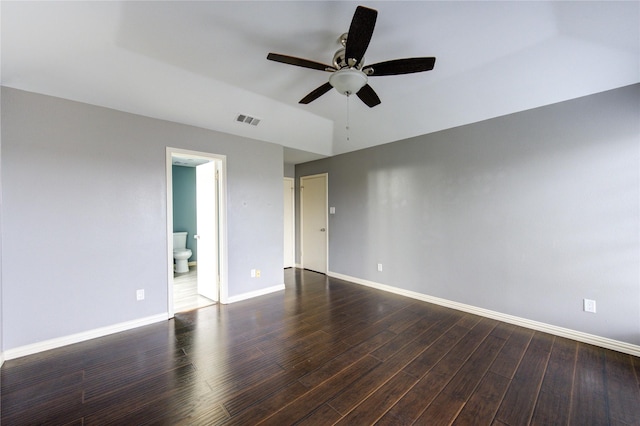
xmin=136 ymin=289 xmax=145 ymax=301
xmin=583 ymin=298 xmax=596 ymax=313
xmin=377 ymin=263 xmax=383 ymax=272
xmin=251 ymin=269 xmax=256 ymax=278
xmin=256 ymin=269 xmax=261 ymax=278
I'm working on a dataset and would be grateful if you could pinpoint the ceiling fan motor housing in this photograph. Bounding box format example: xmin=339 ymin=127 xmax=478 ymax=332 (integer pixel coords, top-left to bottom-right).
xmin=333 ymin=47 xmax=364 ymax=70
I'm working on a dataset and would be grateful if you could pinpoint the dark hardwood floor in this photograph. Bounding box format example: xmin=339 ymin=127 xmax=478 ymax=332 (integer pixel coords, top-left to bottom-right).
xmin=2 ymin=268 xmax=639 ymax=425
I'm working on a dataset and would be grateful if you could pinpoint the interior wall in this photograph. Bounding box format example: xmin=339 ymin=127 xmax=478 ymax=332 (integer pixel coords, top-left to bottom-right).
xmin=296 ymin=84 xmax=640 ymax=345
xmin=1 ymin=87 xmax=284 ymax=351
xmin=284 ymin=163 xmax=295 ymax=178
xmin=172 ymin=165 xmax=197 ymax=261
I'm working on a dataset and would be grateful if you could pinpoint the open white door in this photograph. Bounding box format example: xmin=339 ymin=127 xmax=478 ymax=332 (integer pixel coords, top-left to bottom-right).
xmin=195 ymin=161 xmax=219 ymax=302
xmin=301 ymin=174 xmax=328 ymax=273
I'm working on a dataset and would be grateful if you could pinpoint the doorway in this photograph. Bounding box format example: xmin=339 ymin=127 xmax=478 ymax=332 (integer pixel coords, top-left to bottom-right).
xmin=166 ymin=147 xmax=228 ymax=317
xmin=300 ymin=173 xmax=328 ymax=274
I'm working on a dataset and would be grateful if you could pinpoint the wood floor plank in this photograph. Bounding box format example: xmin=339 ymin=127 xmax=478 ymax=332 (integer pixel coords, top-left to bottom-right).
xmin=297 ymin=403 xmax=343 ymax=425
xmin=489 ymin=326 xmax=534 ymax=379
xmin=1 ymin=388 xmax=84 ymax=425
xmin=83 ymin=347 xmax=192 ymax=400
xmin=370 ymin=316 xmax=441 ymax=361
xmin=61 ymin=419 xmax=84 ymax=426
xmin=633 ymin=352 xmax=640 ymax=388
xmin=222 ymin=339 xmax=352 ymax=418
xmin=414 ymin=391 xmax=466 ymax=426
xmin=375 ymin=370 xmax=450 ymax=425
xmin=494 ymin=332 xmax=554 ymax=425
xmin=385 ymin=304 xmax=428 ymax=334
xmin=335 ymin=371 xmax=419 ymax=424
xmin=452 ymin=372 xmax=511 ymax=425
xmin=327 ymin=316 xmax=475 ymax=416
xmin=569 ymin=343 xmax=610 ymax=425
xmin=489 ymin=322 xmax=516 ymax=341
xmin=455 ymin=313 xmax=483 ymax=329
xmin=257 ymin=330 xmax=334 ymax=368
xmin=203 ymin=358 xmax=285 ymax=402
xmin=297 ymin=330 xmax=396 ymax=388
xmin=413 ymin=328 xmax=505 ymax=424
xmin=0 ymin=371 xmax=83 ymax=417
xmin=377 ymin=318 xmax=498 ymax=425
xmin=604 ymin=349 xmax=640 ymax=425
xmin=109 ymin=385 xmax=228 ymax=426
xmin=221 ymin=369 xmax=301 ymax=418
xmin=2 ymin=269 xmax=638 ymax=425
xmin=83 ymin=364 xmax=207 ymax=424
xmin=255 ymin=323 xmax=330 ymax=353
xmin=0 ymin=352 xmax=86 ymax=393
xmin=402 ymin=324 xmax=470 ymax=379
xmin=288 ymin=339 xmax=353 ymax=374
xmin=530 ymin=337 xmax=577 ymax=425
xmin=221 ymin=380 xmax=310 ymax=425
xmin=440 ymin=334 xmax=506 ymax=401
xmin=445 ymin=318 xmax=500 ymax=365
xmin=256 ymin=355 xmax=381 ymax=425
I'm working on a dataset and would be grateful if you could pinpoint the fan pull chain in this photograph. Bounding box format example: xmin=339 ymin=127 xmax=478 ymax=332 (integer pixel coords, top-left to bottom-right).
xmin=346 ymin=94 xmax=350 ymax=142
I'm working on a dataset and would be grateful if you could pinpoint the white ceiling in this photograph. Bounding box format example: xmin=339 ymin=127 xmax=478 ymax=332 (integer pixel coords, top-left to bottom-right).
xmin=2 ymin=1 xmax=638 ymax=164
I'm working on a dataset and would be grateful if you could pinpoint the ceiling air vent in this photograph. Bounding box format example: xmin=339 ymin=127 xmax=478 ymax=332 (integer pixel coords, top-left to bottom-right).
xmin=235 ymin=113 xmax=261 ymax=126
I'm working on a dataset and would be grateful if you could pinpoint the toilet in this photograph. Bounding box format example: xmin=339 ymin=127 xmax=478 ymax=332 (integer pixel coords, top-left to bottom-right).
xmin=173 ymin=232 xmax=193 ymax=273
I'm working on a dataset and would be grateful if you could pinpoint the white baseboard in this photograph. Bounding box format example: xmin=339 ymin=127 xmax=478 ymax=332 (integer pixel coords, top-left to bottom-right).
xmin=328 ymin=271 xmax=640 ymax=357
xmin=3 ymin=313 xmax=169 ymax=361
xmin=225 ymin=284 xmax=285 ymax=304
xmin=4 ymin=283 xmax=285 ymax=361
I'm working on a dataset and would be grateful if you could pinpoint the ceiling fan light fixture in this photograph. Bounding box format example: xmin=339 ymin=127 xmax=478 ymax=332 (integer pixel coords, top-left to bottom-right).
xmin=329 ymin=68 xmax=368 ymax=96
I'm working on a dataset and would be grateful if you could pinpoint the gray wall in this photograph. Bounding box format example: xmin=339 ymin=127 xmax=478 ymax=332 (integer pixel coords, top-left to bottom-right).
xmin=284 ymin=163 xmax=295 ymax=178
xmin=297 ymin=84 xmax=639 ymax=345
xmin=172 ymin=165 xmax=197 ymax=261
xmin=1 ymin=87 xmax=283 ymax=350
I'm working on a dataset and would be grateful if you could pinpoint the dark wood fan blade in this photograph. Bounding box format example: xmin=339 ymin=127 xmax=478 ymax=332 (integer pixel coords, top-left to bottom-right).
xmin=344 ymin=6 xmax=378 ymax=67
xmin=356 ymin=84 xmax=381 ymax=108
xmin=299 ymin=82 xmax=334 ymax=104
xmin=363 ymin=57 xmax=436 ymax=76
xmin=267 ymin=53 xmax=335 ymax=72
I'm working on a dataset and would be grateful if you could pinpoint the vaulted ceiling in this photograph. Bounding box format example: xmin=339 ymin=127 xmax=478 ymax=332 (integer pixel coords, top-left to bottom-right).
xmin=2 ymin=1 xmax=638 ymax=163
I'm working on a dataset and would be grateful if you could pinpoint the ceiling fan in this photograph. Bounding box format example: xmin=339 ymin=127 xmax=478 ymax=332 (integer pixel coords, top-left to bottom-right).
xmin=267 ymin=5 xmax=436 ymax=108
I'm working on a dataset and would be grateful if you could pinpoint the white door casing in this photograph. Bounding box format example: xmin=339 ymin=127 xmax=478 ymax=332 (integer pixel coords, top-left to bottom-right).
xmin=300 ymin=174 xmax=328 ymax=274
xmin=284 ymin=178 xmax=295 ymax=268
xmin=166 ymin=147 xmax=228 ymax=318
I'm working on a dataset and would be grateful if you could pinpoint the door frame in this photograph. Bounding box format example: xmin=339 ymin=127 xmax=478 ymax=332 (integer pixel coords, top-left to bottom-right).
xmin=300 ymin=173 xmax=328 ymax=273
xmin=284 ymin=177 xmax=295 ymax=268
xmin=166 ymin=147 xmax=228 ymax=318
